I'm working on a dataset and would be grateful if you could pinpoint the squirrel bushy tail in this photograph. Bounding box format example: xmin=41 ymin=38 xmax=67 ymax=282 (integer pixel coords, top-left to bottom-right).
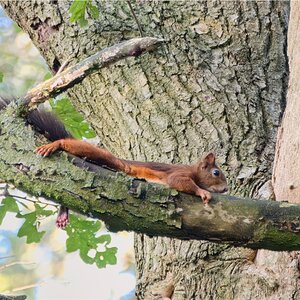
xmin=0 ymin=96 xmax=72 ymax=141
xmin=27 ymin=109 xmax=72 ymax=141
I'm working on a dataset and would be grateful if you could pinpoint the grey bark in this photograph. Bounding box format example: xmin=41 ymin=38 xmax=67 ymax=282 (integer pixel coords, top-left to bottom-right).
xmin=0 ymin=1 xmax=291 ymax=299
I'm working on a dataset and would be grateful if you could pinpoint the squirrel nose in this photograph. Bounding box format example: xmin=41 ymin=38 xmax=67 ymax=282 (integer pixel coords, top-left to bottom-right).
xmin=222 ymin=187 xmax=228 ymax=193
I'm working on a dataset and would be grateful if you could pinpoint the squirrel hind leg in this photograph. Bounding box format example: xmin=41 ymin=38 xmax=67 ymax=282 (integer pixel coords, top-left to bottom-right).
xmin=56 ymin=206 xmax=69 ymax=229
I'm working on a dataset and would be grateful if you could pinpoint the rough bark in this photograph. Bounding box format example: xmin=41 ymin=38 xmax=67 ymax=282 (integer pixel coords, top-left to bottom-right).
xmin=253 ymin=2 xmax=300 ymax=299
xmin=0 ymin=1 xmax=290 ymax=299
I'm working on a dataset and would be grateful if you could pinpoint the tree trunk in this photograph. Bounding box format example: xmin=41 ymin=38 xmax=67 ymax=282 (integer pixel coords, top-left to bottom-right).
xmin=254 ymin=2 xmax=300 ymax=299
xmin=1 ymin=0 xmax=291 ymax=299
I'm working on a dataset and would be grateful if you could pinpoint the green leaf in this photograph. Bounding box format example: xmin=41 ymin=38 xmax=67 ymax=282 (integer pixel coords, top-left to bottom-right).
xmin=69 ymin=0 xmax=99 ymax=27
xmin=95 ymin=247 xmax=117 ymax=268
xmin=78 ymin=17 xmax=88 ymax=27
xmin=87 ymin=0 xmax=100 ymax=19
xmin=34 ymin=203 xmax=53 ymax=217
xmin=79 ymin=245 xmax=94 ymax=264
xmin=70 ymin=0 xmax=86 ymax=18
xmin=16 ymin=204 xmax=54 ymax=243
xmin=69 ymin=0 xmax=87 ymax=25
xmin=96 ymin=234 xmax=111 ymax=244
xmin=0 ymin=196 xmax=19 ymax=225
xmin=17 ymin=216 xmax=45 ymax=243
xmin=50 ymin=97 xmax=96 ymax=139
xmin=66 ymin=234 xmax=81 ymax=252
xmin=65 ymin=214 xmax=117 ymax=268
xmin=0 ymin=72 xmax=3 ymax=83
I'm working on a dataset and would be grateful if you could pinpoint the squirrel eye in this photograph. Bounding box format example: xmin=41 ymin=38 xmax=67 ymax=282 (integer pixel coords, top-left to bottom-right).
xmin=213 ymin=169 xmax=220 ymax=177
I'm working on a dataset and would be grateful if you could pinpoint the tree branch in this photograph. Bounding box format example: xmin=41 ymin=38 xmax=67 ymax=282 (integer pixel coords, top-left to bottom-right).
xmin=1 ymin=106 xmax=300 ymax=251
xmin=0 ymin=294 xmax=26 ymax=300
xmin=21 ymin=37 xmax=164 ymax=111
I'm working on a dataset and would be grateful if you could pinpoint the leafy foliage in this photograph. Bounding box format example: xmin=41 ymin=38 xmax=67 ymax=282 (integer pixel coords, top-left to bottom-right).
xmin=50 ymin=97 xmax=96 ymax=139
xmin=66 ymin=214 xmax=117 ymax=268
xmin=0 ymin=71 xmax=3 ymax=83
xmin=69 ymin=0 xmax=100 ymax=27
xmin=0 ymin=197 xmax=54 ymax=244
xmin=0 ymin=197 xmax=117 ymax=268
xmin=0 ymin=196 xmax=19 ymax=225
xmin=16 ymin=203 xmax=54 ymax=243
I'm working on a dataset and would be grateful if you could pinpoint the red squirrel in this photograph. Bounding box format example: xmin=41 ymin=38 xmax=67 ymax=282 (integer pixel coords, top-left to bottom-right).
xmin=35 ymin=138 xmax=228 ymax=227
xmin=35 ymin=139 xmax=228 ymax=202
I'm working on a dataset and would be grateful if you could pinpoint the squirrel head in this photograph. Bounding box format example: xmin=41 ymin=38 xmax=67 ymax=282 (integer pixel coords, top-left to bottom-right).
xmin=195 ymin=152 xmax=228 ymax=193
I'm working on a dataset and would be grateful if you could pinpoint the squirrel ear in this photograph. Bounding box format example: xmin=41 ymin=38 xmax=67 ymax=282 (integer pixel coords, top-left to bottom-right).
xmin=203 ymin=152 xmax=215 ymax=165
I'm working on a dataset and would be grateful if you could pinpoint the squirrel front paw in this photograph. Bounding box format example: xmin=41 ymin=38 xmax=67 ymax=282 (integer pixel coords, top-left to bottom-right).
xmin=35 ymin=142 xmax=59 ymax=157
xmin=197 ymin=189 xmax=211 ymax=204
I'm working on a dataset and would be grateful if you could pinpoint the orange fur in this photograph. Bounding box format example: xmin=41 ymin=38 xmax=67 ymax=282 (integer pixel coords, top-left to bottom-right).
xmin=125 ymin=165 xmax=167 ymax=184
xmin=36 ymin=139 xmax=228 ymax=203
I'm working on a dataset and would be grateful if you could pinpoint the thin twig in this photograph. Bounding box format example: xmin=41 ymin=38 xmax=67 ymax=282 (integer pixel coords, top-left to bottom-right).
xmin=5 ymin=281 xmax=45 ymax=293
xmin=0 ymin=261 xmax=36 ymax=271
xmin=56 ymin=57 xmax=72 ymax=75
xmin=4 ymin=193 xmax=60 ymax=208
xmin=0 ymin=255 xmax=15 ymax=260
xmin=126 ymin=0 xmax=143 ymax=37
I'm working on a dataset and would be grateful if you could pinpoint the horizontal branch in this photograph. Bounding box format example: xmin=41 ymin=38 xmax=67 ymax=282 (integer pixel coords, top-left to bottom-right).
xmin=1 ymin=107 xmax=300 ymax=251
xmin=22 ymin=37 xmax=164 ymax=110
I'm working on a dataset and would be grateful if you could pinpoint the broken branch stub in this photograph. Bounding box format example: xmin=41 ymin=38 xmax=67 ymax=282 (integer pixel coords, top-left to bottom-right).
xmin=22 ymin=37 xmax=164 ymax=110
